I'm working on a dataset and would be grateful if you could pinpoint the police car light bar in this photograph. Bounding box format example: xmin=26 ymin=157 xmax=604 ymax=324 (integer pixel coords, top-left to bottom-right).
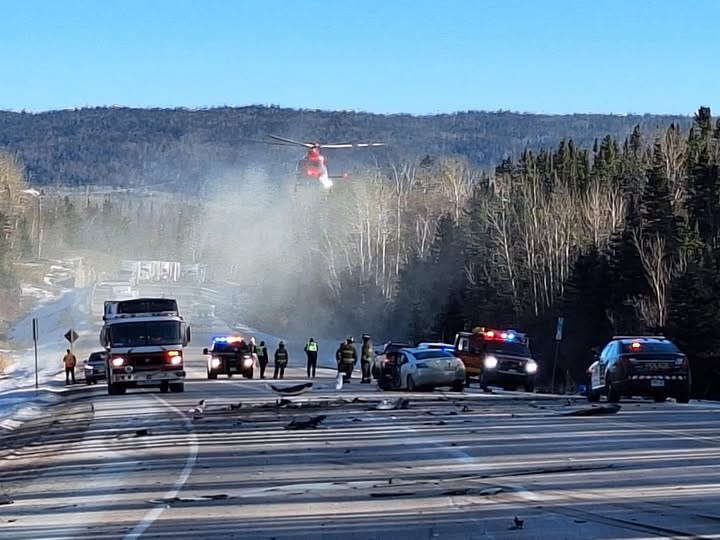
xmin=213 ymin=336 xmax=244 ymax=343
xmin=612 ymin=335 xmax=667 ymax=340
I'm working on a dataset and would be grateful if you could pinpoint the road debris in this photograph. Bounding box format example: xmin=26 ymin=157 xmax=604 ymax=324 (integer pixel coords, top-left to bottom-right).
xmin=560 ymin=404 xmax=621 ymax=416
xmin=188 ymin=399 xmax=206 ymax=420
xmin=286 ymin=415 xmax=327 ymax=430
xmin=134 ymin=428 xmax=151 ymax=437
xmin=442 ymin=486 xmax=503 ymax=497
xmin=511 ymin=516 xmax=525 ymax=529
xmin=0 ymin=495 xmax=14 ymax=505
xmin=373 ymin=398 xmax=410 ymax=410
xmin=265 ymin=382 xmax=313 ymax=396
xmin=149 ymin=494 xmax=231 ymax=504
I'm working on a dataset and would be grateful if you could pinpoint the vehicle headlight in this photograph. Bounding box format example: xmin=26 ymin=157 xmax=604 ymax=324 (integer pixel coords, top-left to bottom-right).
xmin=111 ymin=357 xmax=125 ymax=367
xmin=85 ymin=365 xmax=94 ymax=371
xmin=243 ymin=358 xmax=253 ymax=368
xmin=525 ymin=360 xmax=538 ymax=374
xmin=170 ymin=356 xmax=183 ymax=366
xmin=484 ymin=355 xmax=498 ymax=369
xmin=210 ymin=357 xmax=221 ymax=368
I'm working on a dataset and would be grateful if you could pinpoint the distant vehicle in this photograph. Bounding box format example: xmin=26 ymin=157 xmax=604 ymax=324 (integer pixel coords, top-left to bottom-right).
xmin=371 ymin=341 xmax=414 ymax=380
xmin=376 ymin=347 xmax=465 ymax=392
xmin=255 ymin=135 xmax=384 ymax=190
xmin=586 ymin=336 xmax=690 ymax=403
xmin=454 ymin=327 xmax=538 ymax=392
xmin=100 ymin=297 xmax=191 ymax=395
xmin=83 ymin=351 xmax=107 ymax=384
xmin=91 ymin=281 xmax=138 ymax=315
xmin=190 ymin=303 xmax=216 ymax=327
xmin=204 ymin=336 xmax=255 ymax=379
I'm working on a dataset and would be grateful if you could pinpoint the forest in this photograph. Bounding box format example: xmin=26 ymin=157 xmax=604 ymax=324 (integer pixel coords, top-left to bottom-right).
xmin=0 ymin=106 xmax=690 ymax=189
xmin=1 ymin=107 xmax=719 ymax=396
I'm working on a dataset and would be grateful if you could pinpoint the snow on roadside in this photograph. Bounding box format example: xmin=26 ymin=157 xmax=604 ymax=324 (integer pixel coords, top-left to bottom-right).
xmin=1 ymin=283 xmax=98 ymax=434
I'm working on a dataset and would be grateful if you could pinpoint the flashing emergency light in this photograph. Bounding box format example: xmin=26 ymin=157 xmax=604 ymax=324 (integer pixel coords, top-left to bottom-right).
xmin=213 ymin=336 xmax=244 ymax=343
xmin=631 ymin=341 xmax=642 ymax=350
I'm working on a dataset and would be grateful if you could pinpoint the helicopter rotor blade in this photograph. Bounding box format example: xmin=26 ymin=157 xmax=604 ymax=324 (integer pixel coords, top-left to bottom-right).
xmin=322 ymin=142 xmax=385 ymax=149
xmin=268 ymin=135 xmax=314 ymax=148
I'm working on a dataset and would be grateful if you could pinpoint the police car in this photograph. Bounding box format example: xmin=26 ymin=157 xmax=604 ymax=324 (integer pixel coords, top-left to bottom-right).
xmin=204 ymin=336 xmax=255 ymax=379
xmin=586 ymin=336 xmax=691 ymax=403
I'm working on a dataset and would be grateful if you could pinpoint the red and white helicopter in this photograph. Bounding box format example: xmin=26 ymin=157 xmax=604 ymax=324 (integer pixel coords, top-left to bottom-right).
xmin=260 ymin=135 xmax=384 ymax=189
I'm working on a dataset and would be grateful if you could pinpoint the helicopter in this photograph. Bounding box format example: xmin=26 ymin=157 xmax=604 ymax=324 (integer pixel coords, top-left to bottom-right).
xmin=259 ymin=135 xmax=384 ymax=189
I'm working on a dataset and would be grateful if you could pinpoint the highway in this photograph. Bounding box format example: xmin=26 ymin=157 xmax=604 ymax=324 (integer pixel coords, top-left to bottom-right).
xmin=3 ymin=346 xmax=720 ymax=539
xmin=2 ymin=285 xmax=720 ymax=540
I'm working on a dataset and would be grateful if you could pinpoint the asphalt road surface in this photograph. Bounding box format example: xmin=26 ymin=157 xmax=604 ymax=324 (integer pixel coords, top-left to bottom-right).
xmin=3 ymin=345 xmax=720 ymax=540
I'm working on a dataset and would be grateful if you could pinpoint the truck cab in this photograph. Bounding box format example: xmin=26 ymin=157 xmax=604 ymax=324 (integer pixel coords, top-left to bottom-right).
xmin=454 ymin=327 xmax=538 ymax=392
xmin=100 ymin=298 xmax=191 ymax=395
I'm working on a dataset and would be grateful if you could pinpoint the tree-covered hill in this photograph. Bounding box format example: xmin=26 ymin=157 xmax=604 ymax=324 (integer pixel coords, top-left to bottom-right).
xmin=0 ymin=106 xmax=691 ymax=188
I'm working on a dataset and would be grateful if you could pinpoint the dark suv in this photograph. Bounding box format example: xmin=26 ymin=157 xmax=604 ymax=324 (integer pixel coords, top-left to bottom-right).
xmin=83 ymin=351 xmax=107 ymax=385
xmin=204 ymin=337 xmax=255 ymax=379
xmin=586 ymin=336 xmax=690 ymax=403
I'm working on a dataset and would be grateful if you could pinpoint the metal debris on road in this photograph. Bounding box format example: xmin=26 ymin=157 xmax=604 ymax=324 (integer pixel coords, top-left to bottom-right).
xmin=373 ymin=398 xmax=410 ymax=410
xmin=285 ymin=415 xmax=327 ymax=430
xmin=265 ymin=382 xmax=313 ymax=396
xmin=560 ymin=404 xmax=621 ymax=416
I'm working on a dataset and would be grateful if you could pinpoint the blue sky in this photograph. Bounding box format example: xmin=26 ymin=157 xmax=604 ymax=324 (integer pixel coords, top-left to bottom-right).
xmin=0 ymin=0 xmax=717 ymax=115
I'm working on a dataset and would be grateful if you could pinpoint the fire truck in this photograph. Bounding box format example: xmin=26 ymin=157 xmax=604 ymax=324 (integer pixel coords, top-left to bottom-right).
xmin=454 ymin=327 xmax=538 ymax=392
xmin=100 ymin=298 xmax=191 ymax=395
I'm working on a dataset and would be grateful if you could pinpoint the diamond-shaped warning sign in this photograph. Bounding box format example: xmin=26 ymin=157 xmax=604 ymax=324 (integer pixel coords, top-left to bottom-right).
xmin=64 ymin=329 xmax=79 ymax=344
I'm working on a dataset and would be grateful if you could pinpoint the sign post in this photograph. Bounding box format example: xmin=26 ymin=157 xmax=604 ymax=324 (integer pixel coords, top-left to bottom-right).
xmin=32 ymin=318 xmax=39 ymax=394
xmin=64 ymin=329 xmax=79 ymax=350
xmin=551 ymin=317 xmax=564 ymax=394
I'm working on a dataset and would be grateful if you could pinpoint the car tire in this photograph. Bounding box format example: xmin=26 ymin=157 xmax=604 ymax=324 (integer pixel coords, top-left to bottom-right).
xmin=170 ymin=383 xmax=184 ymax=393
xmin=246 ymin=369 xmax=254 ymax=379
xmin=606 ymin=382 xmax=620 ymax=403
xmin=406 ymin=375 xmax=417 ymax=391
xmin=160 ymin=381 xmax=169 ymax=393
xmin=524 ymin=381 xmax=535 ymax=393
xmin=208 ymin=370 xmax=217 ymax=380
xmin=228 ymin=373 xmax=233 ymax=378
xmin=479 ymin=373 xmax=490 ymax=392
xmin=86 ymin=378 xmax=92 ymax=386
xmin=451 ymin=381 xmax=464 ymax=392
xmin=653 ymin=395 xmax=666 ymax=403
xmin=676 ymin=393 xmax=690 ymax=404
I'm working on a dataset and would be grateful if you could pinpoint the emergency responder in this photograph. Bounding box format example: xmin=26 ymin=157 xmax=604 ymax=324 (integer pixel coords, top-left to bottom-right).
xmin=274 ymin=341 xmax=289 ymax=379
xmin=256 ymin=340 xmax=269 ymax=378
xmin=304 ymin=338 xmax=319 ymax=378
xmin=337 ymin=337 xmax=357 ymax=383
xmin=63 ymin=349 xmax=77 ymax=385
xmin=360 ymin=334 xmax=373 ymax=383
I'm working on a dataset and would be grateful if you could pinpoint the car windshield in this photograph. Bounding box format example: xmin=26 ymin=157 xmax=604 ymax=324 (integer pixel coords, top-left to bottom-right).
xmin=87 ymin=353 xmax=105 ymax=363
xmin=484 ymin=340 xmax=532 ymax=357
xmin=212 ymin=342 xmax=249 ymax=354
xmin=109 ymin=321 xmax=182 ymax=347
xmin=414 ymin=350 xmax=454 ymax=360
xmin=620 ymin=341 xmax=680 ymax=354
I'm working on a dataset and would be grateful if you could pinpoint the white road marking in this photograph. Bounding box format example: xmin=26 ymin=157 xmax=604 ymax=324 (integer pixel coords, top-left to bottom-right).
xmin=123 ymin=395 xmax=199 ymax=540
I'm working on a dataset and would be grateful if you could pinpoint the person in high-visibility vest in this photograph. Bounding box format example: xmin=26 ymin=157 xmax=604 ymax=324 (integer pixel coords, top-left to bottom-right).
xmin=274 ymin=341 xmax=289 ymax=380
xmin=255 ymin=340 xmax=269 ymax=379
xmin=304 ymin=338 xmax=319 ymax=378
xmin=63 ymin=349 xmax=77 ymax=385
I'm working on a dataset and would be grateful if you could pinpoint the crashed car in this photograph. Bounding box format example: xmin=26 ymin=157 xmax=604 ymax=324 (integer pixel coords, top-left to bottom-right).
xmin=204 ymin=336 xmax=255 ymax=379
xmin=371 ymin=341 xmax=413 ymax=380
xmin=377 ymin=347 xmax=465 ymax=392
xmin=83 ymin=351 xmax=107 ymax=385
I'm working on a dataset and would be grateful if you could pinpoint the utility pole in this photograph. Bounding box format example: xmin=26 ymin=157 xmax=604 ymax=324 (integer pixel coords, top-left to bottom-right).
xmin=551 ymin=316 xmax=564 ymax=394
